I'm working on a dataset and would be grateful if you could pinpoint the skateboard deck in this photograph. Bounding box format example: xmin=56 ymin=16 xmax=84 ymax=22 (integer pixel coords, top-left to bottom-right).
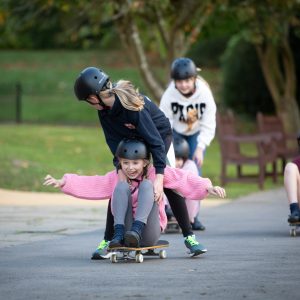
xmin=107 ymin=240 xmax=169 ymax=263
xmin=289 ymin=222 xmax=300 ymax=237
xmin=164 ymin=220 xmax=181 ymax=234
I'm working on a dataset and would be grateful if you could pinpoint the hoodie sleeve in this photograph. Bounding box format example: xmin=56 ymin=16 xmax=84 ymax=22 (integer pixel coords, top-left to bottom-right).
xmin=61 ymin=171 xmax=116 ymax=200
xmin=163 ymin=166 xmax=211 ymax=200
xmin=159 ymin=84 xmax=174 ymax=127
xmin=134 ymin=109 xmax=166 ymax=175
xmin=196 ymin=81 xmax=216 ymax=150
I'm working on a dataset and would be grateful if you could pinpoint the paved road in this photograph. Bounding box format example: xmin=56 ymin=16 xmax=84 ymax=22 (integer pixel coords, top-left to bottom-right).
xmin=0 ymin=188 xmax=299 ymax=300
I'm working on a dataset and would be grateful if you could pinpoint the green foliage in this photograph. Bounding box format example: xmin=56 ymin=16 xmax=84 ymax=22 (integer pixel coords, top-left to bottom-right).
xmin=187 ymin=37 xmax=229 ymax=68
xmin=221 ymin=26 xmax=300 ymax=119
xmin=187 ymin=4 xmax=241 ymax=68
xmin=0 ymin=0 xmax=118 ymax=49
xmin=221 ymin=36 xmax=275 ymax=118
xmin=230 ymin=0 xmax=300 ymax=46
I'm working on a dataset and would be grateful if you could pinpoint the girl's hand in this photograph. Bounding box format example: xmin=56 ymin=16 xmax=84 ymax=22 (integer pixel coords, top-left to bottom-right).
xmin=207 ymin=186 xmax=226 ymax=198
xmin=153 ymin=174 xmax=164 ymax=203
xmin=43 ymin=174 xmax=65 ymax=188
xmin=193 ymin=147 xmax=204 ymax=167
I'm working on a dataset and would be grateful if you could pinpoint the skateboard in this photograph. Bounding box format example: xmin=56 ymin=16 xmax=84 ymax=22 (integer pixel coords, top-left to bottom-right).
xmin=289 ymin=222 xmax=300 ymax=237
xmin=107 ymin=240 xmax=169 ymax=263
xmin=164 ymin=220 xmax=181 ymax=234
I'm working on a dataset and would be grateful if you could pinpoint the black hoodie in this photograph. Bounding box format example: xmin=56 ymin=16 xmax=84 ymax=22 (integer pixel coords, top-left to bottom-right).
xmin=97 ymin=95 xmax=172 ymax=174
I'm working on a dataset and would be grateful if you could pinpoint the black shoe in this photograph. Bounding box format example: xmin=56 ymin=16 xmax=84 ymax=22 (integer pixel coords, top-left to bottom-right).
xmin=124 ymin=230 xmax=141 ymax=248
xmin=124 ymin=220 xmax=144 ymax=247
xmin=191 ymin=216 xmax=206 ymax=231
xmin=288 ymin=210 xmax=300 ymax=223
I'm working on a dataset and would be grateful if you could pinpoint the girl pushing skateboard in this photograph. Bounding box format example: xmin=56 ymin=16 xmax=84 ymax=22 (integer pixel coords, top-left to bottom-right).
xmin=73 ymin=66 xmax=208 ymax=257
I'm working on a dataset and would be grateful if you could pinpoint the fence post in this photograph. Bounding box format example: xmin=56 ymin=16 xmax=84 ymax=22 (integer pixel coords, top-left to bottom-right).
xmin=16 ymin=82 xmax=22 ymax=123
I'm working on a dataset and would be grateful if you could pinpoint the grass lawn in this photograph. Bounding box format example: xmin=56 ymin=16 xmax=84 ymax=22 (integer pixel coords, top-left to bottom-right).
xmin=0 ymin=124 xmax=283 ymax=199
xmin=0 ymin=50 xmax=222 ymax=124
xmin=0 ymin=50 xmax=149 ymax=124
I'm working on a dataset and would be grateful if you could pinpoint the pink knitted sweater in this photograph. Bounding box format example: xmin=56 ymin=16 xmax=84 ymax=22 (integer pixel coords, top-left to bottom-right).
xmin=61 ymin=165 xmax=212 ymax=230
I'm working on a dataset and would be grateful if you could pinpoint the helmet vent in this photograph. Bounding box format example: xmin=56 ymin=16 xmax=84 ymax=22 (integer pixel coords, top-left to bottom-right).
xmin=94 ymin=76 xmax=98 ymax=79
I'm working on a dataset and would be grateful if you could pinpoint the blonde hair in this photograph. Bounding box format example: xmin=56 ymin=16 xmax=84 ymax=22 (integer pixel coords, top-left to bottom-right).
xmin=99 ymin=80 xmax=145 ymax=111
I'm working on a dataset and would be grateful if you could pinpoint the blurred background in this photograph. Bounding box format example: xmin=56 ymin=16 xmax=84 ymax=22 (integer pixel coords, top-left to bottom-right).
xmin=0 ymin=0 xmax=299 ymax=197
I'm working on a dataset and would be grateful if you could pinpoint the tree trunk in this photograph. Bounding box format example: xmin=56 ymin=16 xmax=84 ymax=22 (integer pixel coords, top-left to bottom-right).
xmin=256 ymin=42 xmax=300 ymax=135
xmin=129 ymin=22 xmax=165 ymax=101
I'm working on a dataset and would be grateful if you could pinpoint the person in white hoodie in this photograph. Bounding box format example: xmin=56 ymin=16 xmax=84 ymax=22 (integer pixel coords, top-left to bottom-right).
xmin=160 ymin=57 xmax=217 ymax=229
xmin=160 ymin=57 xmax=216 ymax=173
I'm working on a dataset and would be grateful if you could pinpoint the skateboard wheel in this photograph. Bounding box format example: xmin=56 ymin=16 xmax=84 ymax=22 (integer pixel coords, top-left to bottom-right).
xmin=159 ymin=250 xmax=167 ymax=259
xmin=110 ymin=253 xmax=117 ymax=263
xmin=290 ymin=228 xmax=297 ymax=237
xmin=135 ymin=253 xmax=143 ymax=263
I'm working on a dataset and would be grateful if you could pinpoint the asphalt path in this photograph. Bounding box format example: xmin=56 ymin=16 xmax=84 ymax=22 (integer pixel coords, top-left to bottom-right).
xmin=0 ymin=188 xmax=299 ymax=300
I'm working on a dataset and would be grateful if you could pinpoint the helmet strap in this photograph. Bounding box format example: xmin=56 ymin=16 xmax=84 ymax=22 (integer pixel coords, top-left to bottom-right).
xmin=96 ymin=95 xmax=110 ymax=110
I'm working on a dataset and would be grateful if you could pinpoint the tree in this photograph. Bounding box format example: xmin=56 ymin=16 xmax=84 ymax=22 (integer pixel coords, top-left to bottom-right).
xmin=107 ymin=0 xmax=218 ymax=100
xmin=5 ymin=0 xmax=217 ymax=101
xmin=228 ymin=0 xmax=300 ymax=134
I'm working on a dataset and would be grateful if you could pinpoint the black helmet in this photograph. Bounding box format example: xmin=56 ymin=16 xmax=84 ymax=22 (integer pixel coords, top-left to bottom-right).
xmin=74 ymin=67 xmax=109 ymax=100
xmin=116 ymin=139 xmax=150 ymax=160
xmin=170 ymin=57 xmax=197 ymax=80
xmin=173 ymin=137 xmax=189 ymax=160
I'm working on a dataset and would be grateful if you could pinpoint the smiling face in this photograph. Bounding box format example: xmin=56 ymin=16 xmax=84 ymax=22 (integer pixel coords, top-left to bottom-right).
xmin=174 ymin=77 xmax=196 ymax=96
xmin=119 ymin=158 xmax=148 ymax=179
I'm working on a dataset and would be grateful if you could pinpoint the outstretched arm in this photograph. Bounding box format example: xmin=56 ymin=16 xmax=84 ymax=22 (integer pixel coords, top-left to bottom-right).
xmin=163 ymin=166 xmax=226 ymax=200
xmin=43 ymin=172 xmax=116 ymax=200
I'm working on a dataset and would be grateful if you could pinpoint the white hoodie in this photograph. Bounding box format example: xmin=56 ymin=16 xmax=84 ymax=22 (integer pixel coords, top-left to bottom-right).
xmin=160 ymin=77 xmax=216 ymax=150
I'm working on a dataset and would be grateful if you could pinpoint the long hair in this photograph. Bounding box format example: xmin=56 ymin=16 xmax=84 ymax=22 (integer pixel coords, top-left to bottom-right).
xmin=99 ymin=80 xmax=145 ymax=111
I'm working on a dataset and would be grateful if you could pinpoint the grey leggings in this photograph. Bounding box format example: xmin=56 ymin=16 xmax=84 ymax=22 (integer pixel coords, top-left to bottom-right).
xmin=111 ymin=180 xmax=161 ymax=246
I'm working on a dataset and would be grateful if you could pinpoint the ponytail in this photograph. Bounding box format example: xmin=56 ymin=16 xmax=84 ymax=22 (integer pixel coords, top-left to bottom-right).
xmin=99 ymin=80 xmax=144 ymax=111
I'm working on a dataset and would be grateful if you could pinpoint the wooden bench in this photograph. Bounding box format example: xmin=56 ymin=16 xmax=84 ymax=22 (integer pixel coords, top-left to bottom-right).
xmin=256 ymin=112 xmax=298 ymax=174
xmin=216 ymin=111 xmax=278 ymax=189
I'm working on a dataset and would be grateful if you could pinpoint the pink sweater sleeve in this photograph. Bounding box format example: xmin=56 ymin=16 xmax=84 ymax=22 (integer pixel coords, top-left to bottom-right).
xmin=163 ymin=166 xmax=212 ymax=200
xmin=61 ymin=171 xmax=116 ymax=200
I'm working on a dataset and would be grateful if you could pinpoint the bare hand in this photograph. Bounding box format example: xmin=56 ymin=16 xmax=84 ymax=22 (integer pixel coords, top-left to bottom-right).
xmin=193 ymin=147 xmax=204 ymax=167
xmin=43 ymin=174 xmax=65 ymax=188
xmin=153 ymin=174 xmax=164 ymax=203
xmin=207 ymin=186 xmax=226 ymax=198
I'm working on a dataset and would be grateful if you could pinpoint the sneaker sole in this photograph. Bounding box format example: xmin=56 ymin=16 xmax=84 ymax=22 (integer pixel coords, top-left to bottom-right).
xmin=188 ymin=249 xmax=207 ymax=257
xmin=91 ymin=252 xmax=109 ymax=260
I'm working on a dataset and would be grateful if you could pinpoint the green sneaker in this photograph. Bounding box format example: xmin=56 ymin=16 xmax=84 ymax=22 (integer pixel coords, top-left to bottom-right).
xmin=184 ymin=235 xmax=207 ymax=257
xmin=91 ymin=239 xmax=110 ymax=260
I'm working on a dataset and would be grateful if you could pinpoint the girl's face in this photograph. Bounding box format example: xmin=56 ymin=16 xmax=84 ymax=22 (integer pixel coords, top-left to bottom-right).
xmin=175 ymin=77 xmax=196 ymax=96
xmin=175 ymin=158 xmax=184 ymax=169
xmin=120 ymin=158 xmax=147 ymax=179
xmin=86 ymin=94 xmax=115 ymax=110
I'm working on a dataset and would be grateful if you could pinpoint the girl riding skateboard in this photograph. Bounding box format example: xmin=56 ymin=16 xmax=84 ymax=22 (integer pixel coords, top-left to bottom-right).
xmin=44 ymin=138 xmax=226 ymax=254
